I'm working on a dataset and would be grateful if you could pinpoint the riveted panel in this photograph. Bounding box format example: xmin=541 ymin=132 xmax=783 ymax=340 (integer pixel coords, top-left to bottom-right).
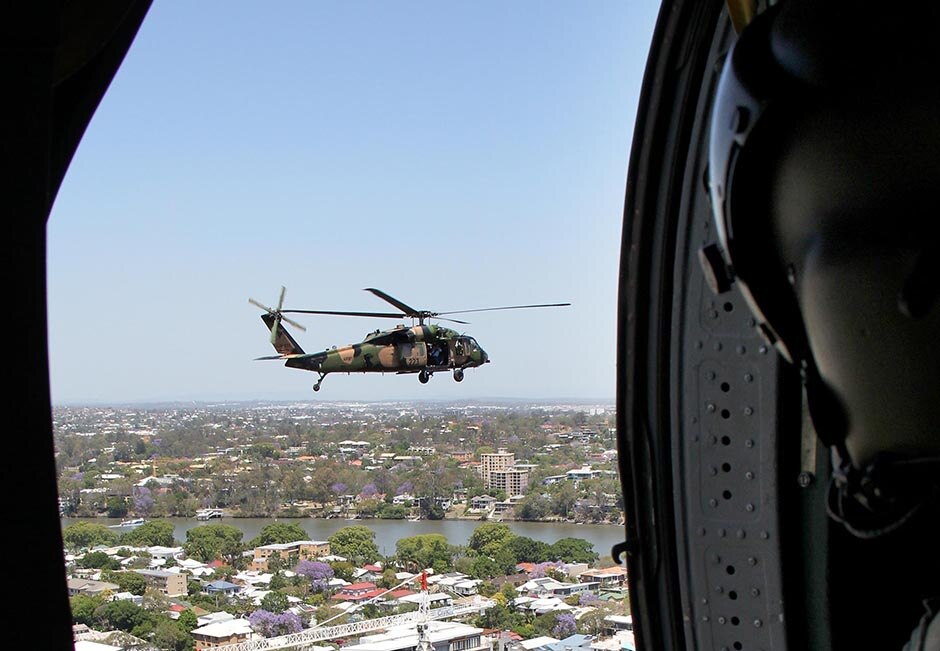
xmin=666 ymin=11 xmax=789 ymax=651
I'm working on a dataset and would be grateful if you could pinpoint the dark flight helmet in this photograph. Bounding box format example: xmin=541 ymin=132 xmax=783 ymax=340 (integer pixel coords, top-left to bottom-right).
xmin=704 ymin=0 xmax=940 ymax=533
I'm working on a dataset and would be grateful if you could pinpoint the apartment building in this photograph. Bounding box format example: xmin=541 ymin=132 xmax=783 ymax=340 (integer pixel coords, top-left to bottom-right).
xmin=488 ymin=468 xmax=530 ymax=497
xmin=250 ymin=539 xmax=331 ymax=571
xmin=479 ymin=448 xmax=515 ymax=489
xmin=134 ymin=569 xmax=187 ymax=597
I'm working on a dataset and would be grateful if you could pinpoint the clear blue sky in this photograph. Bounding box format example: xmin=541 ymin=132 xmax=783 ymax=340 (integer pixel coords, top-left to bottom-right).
xmin=47 ymin=1 xmax=661 ymax=404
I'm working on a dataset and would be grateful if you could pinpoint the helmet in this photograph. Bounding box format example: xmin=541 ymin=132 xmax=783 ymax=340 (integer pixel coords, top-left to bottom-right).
xmin=705 ymin=0 xmax=940 ymax=532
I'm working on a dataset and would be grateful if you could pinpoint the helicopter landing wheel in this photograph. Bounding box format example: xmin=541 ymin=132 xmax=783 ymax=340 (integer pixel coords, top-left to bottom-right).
xmin=313 ymin=383 xmax=321 ymax=392
xmin=313 ymin=373 xmax=326 ymax=392
xmin=453 ymin=369 xmax=464 ymax=382
xmin=419 ymin=370 xmax=430 ymax=384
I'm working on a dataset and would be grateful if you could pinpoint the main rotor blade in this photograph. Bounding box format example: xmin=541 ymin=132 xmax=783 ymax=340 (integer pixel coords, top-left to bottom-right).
xmin=249 ymin=298 xmax=273 ymax=312
xmin=435 ymin=317 xmax=471 ymax=325
xmin=363 ymin=288 xmax=421 ymax=316
xmin=436 ymin=302 xmax=571 ymax=316
xmin=277 ymin=286 xmax=286 ymax=312
xmin=282 ymin=309 xmax=406 ymax=319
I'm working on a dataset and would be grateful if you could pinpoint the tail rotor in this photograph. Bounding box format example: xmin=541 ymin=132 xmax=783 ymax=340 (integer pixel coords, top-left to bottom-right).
xmin=249 ymin=286 xmax=307 ymax=344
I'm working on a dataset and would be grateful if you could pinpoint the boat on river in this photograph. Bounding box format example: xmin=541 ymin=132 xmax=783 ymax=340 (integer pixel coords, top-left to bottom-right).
xmin=108 ymin=518 xmax=145 ymax=529
xmin=196 ymin=509 xmax=223 ymax=521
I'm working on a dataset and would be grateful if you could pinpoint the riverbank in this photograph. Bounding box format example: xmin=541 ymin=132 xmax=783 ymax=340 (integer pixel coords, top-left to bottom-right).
xmin=61 ymin=516 xmax=628 ymax=558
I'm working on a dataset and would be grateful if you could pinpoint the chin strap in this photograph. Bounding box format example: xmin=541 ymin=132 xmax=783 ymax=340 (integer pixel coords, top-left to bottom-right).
xmin=826 ymin=448 xmax=940 ymax=539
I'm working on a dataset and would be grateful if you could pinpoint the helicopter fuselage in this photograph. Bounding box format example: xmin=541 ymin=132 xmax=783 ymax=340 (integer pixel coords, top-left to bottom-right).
xmin=285 ymin=324 xmax=488 ymax=375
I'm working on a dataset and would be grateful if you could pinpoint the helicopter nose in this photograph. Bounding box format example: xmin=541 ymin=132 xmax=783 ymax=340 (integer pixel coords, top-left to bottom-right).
xmin=482 ymin=350 xmax=490 ymax=363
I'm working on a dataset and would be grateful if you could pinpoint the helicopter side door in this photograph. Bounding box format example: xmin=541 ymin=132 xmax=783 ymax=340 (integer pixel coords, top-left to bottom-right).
xmin=399 ymin=341 xmax=427 ymax=369
xmin=451 ymin=337 xmax=472 ymax=367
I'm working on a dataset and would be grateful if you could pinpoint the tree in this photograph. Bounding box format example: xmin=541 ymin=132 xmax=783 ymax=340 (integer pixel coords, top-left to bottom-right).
xmin=62 ymin=522 xmax=118 ymax=550
xmin=470 ymin=555 xmax=499 ymax=580
xmin=184 ymin=524 xmax=245 ymax=564
xmin=177 ymin=609 xmax=198 ymax=632
xmin=79 ymin=551 xmax=121 ymax=570
xmin=70 ymin=594 xmax=105 ymax=626
xmin=260 ymin=591 xmax=290 ymax=614
xmin=121 ymin=519 xmax=175 ymax=547
xmin=249 ymin=522 xmax=308 ymax=547
xmin=102 ymin=569 xmax=148 ymax=596
xmin=151 ymin=620 xmax=192 ymax=651
xmin=507 ymin=536 xmax=552 ymax=563
xmin=249 ymin=610 xmax=303 ymax=638
xmin=395 ymin=534 xmax=452 ymax=573
xmin=550 ymin=538 xmax=598 ymax=564
xmin=552 ymin=612 xmax=577 ymax=638
xmin=106 ymin=496 xmax=129 ymax=518
xmin=296 ymin=560 xmax=334 ymax=592
xmin=100 ymin=599 xmax=148 ymax=632
xmin=468 ymin=523 xmax=515 ymax=557
xmin=516 ymin=495 xmax=551 ymax=521
xmin=328 ymin=526 xmax=379 ymax=564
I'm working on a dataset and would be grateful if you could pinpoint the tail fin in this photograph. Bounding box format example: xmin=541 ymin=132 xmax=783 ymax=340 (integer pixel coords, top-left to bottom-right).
xmin=261 ymin=313 xmax=305 ymax=355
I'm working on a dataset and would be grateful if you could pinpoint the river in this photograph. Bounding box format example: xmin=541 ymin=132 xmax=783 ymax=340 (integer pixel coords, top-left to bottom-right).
xmin=61 ymin=517 xmax=627 ymax=558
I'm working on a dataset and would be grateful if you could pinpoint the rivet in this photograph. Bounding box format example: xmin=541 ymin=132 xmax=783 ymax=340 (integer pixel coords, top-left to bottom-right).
xmin=699 ymin=528 xmax=708 ymax=536
xmin=718 ymin=616 xmax=727 ymax=624
xmin=749 ymin=317 xmax=757 ymax=327
xmin=706 ymin=371 xmax=717 ymax=380
xmin=748 ymin=557 xmax=757 ymax=566
xmin=709 ymin=498 xmax=719 ymax=507
xmin=744 ymin=373 xmax=754 ymax=382
xmin=737 ymin=345 xmax=747 ymax=355
xmin=737 ymin=529 xmax=746 ymax=539
xmin=745 ymin=439 xmax=754 ymax=448
xmin=746 ymin=503 xmax=755 ymax=512
xmin=715 ymin=342 xmax=723 ymax=351
xmin=710 ymin=310 xmax=719 ymax=319
xmin=712 ymin=554 xmax=722 ymax=564
xmin=711 ymin=436 xmax=719 ymax=445
xmin=697 ymin=341 xmax=704 ymax=349
xmin=707 ymin=403 xmax=716 ymax=413
xmin=745 ymin=471 xmax=755 ymax=480
xmin=715 ymin=586 xmax=724 ymax=594
xmin=691 ymin=416 xmax=699 ymax=424
xmin=798 ymin=472 xmax=814 ymax=488
xmin=759 ymin=531 xmax=769 ymax=540
xmin=752 ymin=588 xmax=761 ymax=597
xmin=702 ymin=616 xmax=710 ymax=623
xmin=744 ymin=407 xmax=754 ymax=416
xmin=702 ymin=597 xmax=709 ymax=605
xmin=754 ymin=619 xmax=763 ymax=628
xmin=710 ymin=466 xmax=718 ymax=476
xmin=759 ymin=345 xmax=768 ymax=354
xmin=717 ymin=528 xmax=726 ymax=537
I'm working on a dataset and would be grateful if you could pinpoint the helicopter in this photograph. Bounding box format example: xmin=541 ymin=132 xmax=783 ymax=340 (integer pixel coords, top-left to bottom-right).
xmin=249 ymin=287 xmax=570 ymax=391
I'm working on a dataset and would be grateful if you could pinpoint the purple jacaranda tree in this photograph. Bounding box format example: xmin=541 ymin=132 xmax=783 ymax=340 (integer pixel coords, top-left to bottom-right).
xmin=248 ymin=610 xmax=303 ymax=638
xmin=360 ymin=483 xmax=378 ymax=498
xmin=552 ymin=612 xmax=577 ymax=638
xmin=331 ymin=482 xmax=347 ymax=496
xmin=395 ymin=482 xmax=414 ymax=496
xmin=133 ymin=486 xmax=154 ymax=515
xmin=296 ymin=560 xmax=334 ymax=592
xmin=530 ymin=561 xmax=566 ymax=578
xmin=579 ymin=592 xmax=601 ymax=606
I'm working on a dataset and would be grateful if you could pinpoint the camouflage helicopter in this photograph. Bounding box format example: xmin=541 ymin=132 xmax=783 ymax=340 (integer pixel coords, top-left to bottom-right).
xmin=250 ymin=287 xmax=570 ymax=391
